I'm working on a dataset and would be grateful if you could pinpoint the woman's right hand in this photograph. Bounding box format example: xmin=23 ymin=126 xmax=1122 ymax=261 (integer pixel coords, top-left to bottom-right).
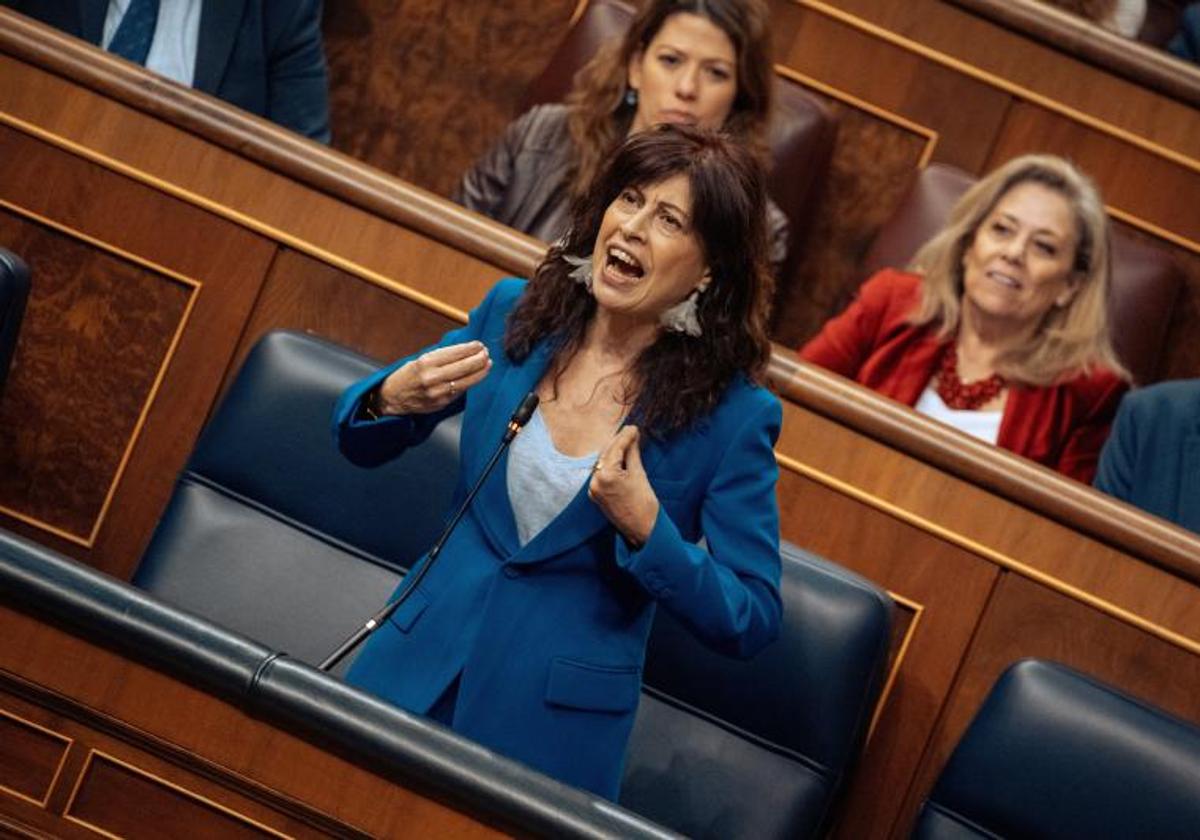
xmin=376 ymin=341 xmax=492 ymax=415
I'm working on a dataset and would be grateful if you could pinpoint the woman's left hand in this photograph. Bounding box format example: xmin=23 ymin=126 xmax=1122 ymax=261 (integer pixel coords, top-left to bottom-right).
xmin=589 ymin=426 xmax=660 ymax=547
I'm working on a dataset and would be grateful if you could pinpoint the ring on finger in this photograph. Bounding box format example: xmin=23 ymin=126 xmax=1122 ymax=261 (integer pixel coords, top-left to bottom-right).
xmin=592 ymin=460 xmax=603 ymax=474
xmin=449 ymin=380 xmax=458 ymax=395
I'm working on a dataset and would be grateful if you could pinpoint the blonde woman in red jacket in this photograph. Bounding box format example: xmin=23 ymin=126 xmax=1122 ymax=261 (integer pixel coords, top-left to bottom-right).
xmin=800 ymin=154 xmax=1129 ymax=483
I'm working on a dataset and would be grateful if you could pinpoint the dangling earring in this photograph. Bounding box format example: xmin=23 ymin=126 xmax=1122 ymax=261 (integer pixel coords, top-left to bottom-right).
xmin=563 ymin=253 xmax=593 ymax=292
xmin=660 ymin=289 xmax=702 ymax=337
xmin=624 ymin=87 xmax=638 ymax=108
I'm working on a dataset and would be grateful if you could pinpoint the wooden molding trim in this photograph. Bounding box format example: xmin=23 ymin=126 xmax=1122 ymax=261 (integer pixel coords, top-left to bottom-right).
xmin=0 ymin=706 xmax=72 ymax=808
xmin=0 ymin=196 xmax=201 ymax=549
xmin=0 ymin=673 xmax=369 ymax=839
xmin=768 ymin=352 xmax=1200 ymax=586
xmin=946 ymin=0 xmax=1200 ymax=110
xmin=63 ymin=750 xmax=291 ymax=840
xmin=0 ymin=9 xmax=545 ymax=279
xmin=795 ymin=0 xmax=1200 ymax=176
xmin=773 ymin=64 xmax=941 ymax=168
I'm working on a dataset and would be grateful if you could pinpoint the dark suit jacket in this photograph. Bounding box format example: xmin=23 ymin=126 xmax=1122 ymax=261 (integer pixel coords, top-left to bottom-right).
xmin=333 ymin=279 xmax=783 ymax=799
xmin=799 ymin=269 xmax=1129 ymax=483
xmin=1094 ymin=379 xmax=1200 ymax=534
xmin=7 ymin=0 xmax=331 ymax=142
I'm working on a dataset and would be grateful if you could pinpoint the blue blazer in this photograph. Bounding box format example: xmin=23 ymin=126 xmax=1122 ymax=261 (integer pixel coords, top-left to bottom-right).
xmin=7 ymin=0 xmax=331 ymax=142
xmin=1094 ymin=379 xmax=1200 ymax=535
xmin=333 ymin=280 xmax=783 ymax=798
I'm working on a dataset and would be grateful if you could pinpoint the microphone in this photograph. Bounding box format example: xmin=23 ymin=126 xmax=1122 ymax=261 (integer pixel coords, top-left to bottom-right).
xmin=319 ymin=391 xmax=540 ymax=672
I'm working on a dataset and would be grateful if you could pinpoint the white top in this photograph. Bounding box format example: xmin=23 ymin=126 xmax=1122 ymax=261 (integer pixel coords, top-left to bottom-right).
xmin=1105 ymin=0 xmax=1147 ymax=39
xmin=103 ymin=0 xmax=203 ymax=87
xmin=506 ymin=407 xmax=599 ymax=546
xmin=914 ymin=385 xmax=1003 ymax=445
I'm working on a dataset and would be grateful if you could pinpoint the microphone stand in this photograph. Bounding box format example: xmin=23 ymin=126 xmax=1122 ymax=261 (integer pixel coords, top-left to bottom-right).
xmin=318 ymin=392 xmax=539 ymax=672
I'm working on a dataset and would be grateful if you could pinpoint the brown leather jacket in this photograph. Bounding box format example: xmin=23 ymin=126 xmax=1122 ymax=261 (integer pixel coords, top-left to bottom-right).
xmin=455 ymin=104 xmax=790 ymax=274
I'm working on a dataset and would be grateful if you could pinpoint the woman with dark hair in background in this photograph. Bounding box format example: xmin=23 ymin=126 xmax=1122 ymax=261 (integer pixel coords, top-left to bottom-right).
xmin=335 ymin=125 xmax=782 ymax=798
xmin=800 ymin=154 xmax=1130 ymax=483
xmin=455 ymin=0 xmax=791 ymax=274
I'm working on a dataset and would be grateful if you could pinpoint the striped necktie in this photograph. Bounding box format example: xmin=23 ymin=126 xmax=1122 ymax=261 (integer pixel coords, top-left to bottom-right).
xmin=107 ymin=0 xmax=161 ymax=66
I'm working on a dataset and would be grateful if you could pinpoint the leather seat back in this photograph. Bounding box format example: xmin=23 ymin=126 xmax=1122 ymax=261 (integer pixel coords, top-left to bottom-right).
xmin=134 ymin=331 xmax=461 ymax=666
xmin=622 ymin=541 xmax=894 ymax=838
xmin=913 ymin=659 xmax=1200 ymax=838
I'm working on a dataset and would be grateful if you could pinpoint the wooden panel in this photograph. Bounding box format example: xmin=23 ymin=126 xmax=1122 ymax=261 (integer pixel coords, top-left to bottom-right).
xmin=0 ymin=612 xmax=504 ymax=839
xmin=772 ymin=363 xmax=1200 ymax=636
xmin=0 ymin=709 xmax=69 ymax=805
xmin=0 ymin=123 xmax=276 ymax=579
xmin=323 ymin=0 xmax=579 ymax=197
xmin=228 ymin=248 xmax=462 ymax=385
xmin=66 ymin=753 xmax=282 ymax=840
xmin=0 ymin=53 xmax=512 ymax=319
xmin=0 ymin=209 xmax=191 ymax=541
xmin=774 ymin=466 xmax=999 ymax=838
xmin=781 ymin=3 xmax=1013 ymax=171
xmin=901 ymin=571 xmax=1200 ymax=832
xmin=987 ymin=101 xmax=1200 ymax=245
xmin=809 ymin=0 xmax=1200 ymax=159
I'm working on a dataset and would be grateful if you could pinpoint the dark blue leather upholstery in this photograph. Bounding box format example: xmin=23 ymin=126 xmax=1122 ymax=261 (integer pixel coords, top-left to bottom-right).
xmin=132 ymin=329 xmax=894 ymax=837
xmin=0 ymin=248 xmax=31 ymax=398
xmin=622 ymin=542 xmax=894 ymax=839
xmin=913 ymin=659 xmax=1200 ymax=839
xmin=134 ymin=331 xmax=462 ymax=666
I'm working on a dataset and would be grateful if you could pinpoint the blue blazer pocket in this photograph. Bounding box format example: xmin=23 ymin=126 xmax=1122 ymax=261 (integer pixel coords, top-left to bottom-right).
xmin=386 ymin=586 xmax=430 ymax=633
xmin=544 ymin=657 xmax=642 ymax=713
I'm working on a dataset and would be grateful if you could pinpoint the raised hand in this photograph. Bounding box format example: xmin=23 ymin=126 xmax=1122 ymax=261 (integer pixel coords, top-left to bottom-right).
xmin=377 ymin=341 xmax=492 ymax=415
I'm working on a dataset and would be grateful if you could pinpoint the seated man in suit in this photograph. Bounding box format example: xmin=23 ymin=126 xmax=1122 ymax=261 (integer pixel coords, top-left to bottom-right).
xmin=1094 ymin=379 xmax=1200 ymax=534
xmin=5 ymin=0 xmax=331 ymax=143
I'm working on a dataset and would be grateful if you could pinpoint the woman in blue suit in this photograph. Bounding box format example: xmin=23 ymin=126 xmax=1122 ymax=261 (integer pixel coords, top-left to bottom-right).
xmin=333 ymin=125 xmax=783 ymax=799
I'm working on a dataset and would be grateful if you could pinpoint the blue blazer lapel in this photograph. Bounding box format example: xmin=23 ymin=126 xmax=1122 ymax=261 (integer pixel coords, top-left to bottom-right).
xmin=468 ymin=344 xmax=553 ymax=559
xmin=194 ymin=0 xmax=245 ymax=94
xmin=512 ymin=423 xmax=670 ymax=566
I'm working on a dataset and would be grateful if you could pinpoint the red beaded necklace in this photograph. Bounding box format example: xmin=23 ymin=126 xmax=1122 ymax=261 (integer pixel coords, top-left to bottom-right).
xmin=935 ymin=342 xmax=1006 ymax=410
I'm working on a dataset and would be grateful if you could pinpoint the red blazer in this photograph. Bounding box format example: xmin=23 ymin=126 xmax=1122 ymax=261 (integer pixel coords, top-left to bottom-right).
xmin=799 ymin=269 xmax=1128 ymax=483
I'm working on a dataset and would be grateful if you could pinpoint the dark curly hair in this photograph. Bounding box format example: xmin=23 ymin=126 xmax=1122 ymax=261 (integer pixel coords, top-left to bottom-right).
xmin=565 ymin=0 xmax=773 ymax=199
xmin=504 ymin=124 xmax=774 ymax=437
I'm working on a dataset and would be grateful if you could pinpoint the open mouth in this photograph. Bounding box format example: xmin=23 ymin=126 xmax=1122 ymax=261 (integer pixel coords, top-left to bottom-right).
xmin=606 ymin=245 xmax=645 ymax=281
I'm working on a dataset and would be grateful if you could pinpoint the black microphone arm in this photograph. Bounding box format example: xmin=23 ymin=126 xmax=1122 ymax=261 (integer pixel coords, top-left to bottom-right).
xmin=319 ymin=392 xmax=539 ymax=672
